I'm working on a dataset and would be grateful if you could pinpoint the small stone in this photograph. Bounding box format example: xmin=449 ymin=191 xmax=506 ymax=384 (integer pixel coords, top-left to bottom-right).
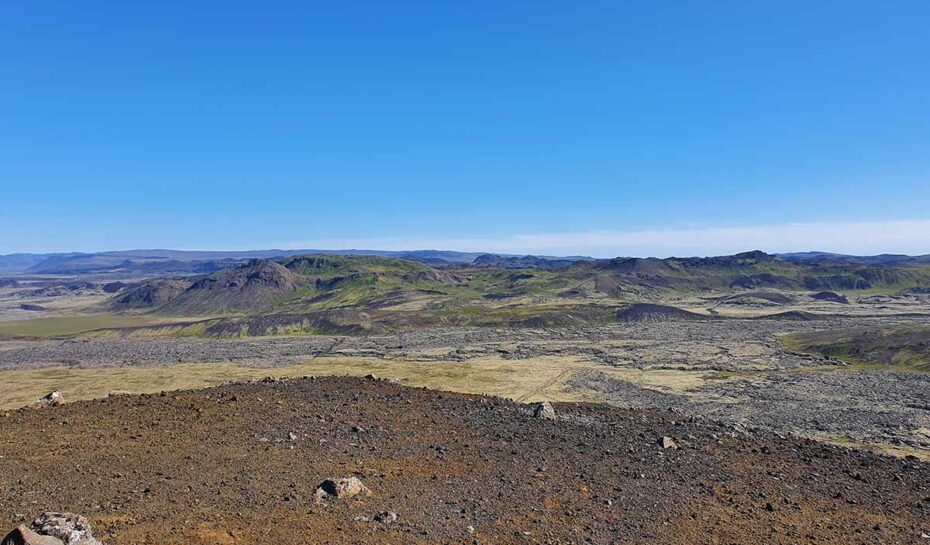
xmin=659 ymin=436 xmax=679 ymax=450
xmin=288 ymin=432 xmax=297 ymax=441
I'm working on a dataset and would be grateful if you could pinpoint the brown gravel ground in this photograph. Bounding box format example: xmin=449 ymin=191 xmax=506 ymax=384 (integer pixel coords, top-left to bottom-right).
xmin=1 ymin=376 xmax=928 ymax=544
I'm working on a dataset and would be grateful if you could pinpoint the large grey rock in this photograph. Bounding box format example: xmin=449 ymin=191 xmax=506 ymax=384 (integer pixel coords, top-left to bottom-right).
xmin=2 ymin=513 xmax=100 ymax=545
xmin=313 ymin=477 xmax=372 ymax=503
xmin=533 ymin=401 xmax=556 ymax=420
xmin=1 ymin=525 xmax=65 ymax=545
xmin=29 ymin=513 xmax=99 ymax=545
xmin=32 ymin=392 xmax=62 ymax=408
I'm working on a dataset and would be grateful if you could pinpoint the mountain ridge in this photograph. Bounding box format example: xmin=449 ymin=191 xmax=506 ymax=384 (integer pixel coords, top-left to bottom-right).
xmin=4 ymin=249 xmax=592 ymax=275
xmin=777 ymin=251 xmax=930 ymax=265
xmin=7 ymin=247 xmax=930 ymax=275
xmin=106 ymin=251 xmax=930 ymax=327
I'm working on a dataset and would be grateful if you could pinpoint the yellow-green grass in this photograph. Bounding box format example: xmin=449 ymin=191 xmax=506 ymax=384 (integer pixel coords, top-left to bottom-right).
xmin=804 ymin=434 xmax=930 ymax=462
xmin=0 ymin=314 xmax=195 ymax=338
xmin=0 ymin=356 xmax=722 ymax=411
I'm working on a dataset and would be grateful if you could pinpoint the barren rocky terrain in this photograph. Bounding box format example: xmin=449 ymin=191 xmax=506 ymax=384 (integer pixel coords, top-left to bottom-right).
xmin=2 ymin=376 xmax=929 ymax=544
xmin=2 ymin=316 xmax=921 ymax=370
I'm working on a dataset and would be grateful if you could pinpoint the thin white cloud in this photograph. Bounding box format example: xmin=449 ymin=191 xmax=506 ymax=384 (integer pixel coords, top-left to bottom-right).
xmin=273 ymin=219 xmax=930 ymax=258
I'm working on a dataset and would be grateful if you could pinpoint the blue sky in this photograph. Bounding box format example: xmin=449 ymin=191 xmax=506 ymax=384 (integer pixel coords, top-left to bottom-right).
xmin=2 ymin=0 xmax=929 ymax=256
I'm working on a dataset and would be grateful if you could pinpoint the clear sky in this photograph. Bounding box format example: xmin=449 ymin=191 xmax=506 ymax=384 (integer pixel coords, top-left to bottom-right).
xmin=2 ymin=1 xmax=929 ymax=257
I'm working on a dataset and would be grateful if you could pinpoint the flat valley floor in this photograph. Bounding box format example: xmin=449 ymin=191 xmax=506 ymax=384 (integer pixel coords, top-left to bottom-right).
xmin=2 ymin=316 xmax=929 ymax=459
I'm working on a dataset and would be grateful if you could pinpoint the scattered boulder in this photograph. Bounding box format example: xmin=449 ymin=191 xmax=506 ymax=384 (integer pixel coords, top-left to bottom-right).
xmin=374 ymin=511 xmax=397 ymax=524
xmin=32 ymin=392 xmax=62 ymax=408
xmin=1 ymin=525 xmax=63 ymax=545
xmin=2 ymin=513 xmax=101 ymax=545
xmin=30 ymin=513 xmax=99 ymax=545
xmin=313 ymin=477 xmax=372 ymax=503
xmin=659 ymin=436 xmax=679 ymax=450
xmin=533 ymin=401 xmax=556 ymax=420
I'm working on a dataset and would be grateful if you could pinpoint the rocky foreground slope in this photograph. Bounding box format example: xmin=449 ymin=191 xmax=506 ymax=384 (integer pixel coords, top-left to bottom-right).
xmin=1 ymin=377 xmax=929 ymax=544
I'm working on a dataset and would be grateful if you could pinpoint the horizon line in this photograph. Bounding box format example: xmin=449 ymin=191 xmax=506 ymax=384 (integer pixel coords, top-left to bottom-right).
xmin=4 ymin=218 xmax=930 ymax=259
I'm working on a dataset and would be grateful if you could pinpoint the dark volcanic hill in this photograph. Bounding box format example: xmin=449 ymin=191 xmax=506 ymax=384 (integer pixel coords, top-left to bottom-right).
xmin=110 ymin=254 xmax=463 ymax=316
xmin=156 ymin=260 xmax=304 ymax=314
xmin=113 ymin=279 xmax=190 ymax=309
xmin=615 ymin=303 xmax=708 ymax=322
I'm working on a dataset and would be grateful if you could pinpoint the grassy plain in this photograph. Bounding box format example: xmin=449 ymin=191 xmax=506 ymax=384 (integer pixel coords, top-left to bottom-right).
xmin=0 ymin=355 xmax=723 ymax=411
xmin=0 ymin=314 xmax=194 ymax=338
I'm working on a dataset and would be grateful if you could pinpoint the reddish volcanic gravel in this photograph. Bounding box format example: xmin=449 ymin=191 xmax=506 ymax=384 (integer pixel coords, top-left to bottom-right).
xmin=1 ymin=376 xmax=928 ymax=544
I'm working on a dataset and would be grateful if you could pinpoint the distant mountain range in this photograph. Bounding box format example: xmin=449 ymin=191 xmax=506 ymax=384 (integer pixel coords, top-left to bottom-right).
xmin=4 ymin=249 xmax=930 ymax=337
xmin=776 ymin=252 xmax=930 ymax=265
xmin=101 ymin=249 xmax=930 ymax=328
xmin=1 ymin=248 xmax=928 ymax=275
xmin=0 ymin=249 xmax=594 ymax=274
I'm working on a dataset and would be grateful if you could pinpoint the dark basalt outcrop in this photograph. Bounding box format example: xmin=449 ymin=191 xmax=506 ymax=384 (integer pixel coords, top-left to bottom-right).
xmin=810 ymin=291 xmax=849 ymax=304
xmin=616 ymin=303 xmax=707 ymax=322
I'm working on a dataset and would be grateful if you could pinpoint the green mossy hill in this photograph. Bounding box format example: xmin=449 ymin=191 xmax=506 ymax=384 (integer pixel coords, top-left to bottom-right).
xmin=783 ymin=325 xmax=930 ymax=372
xmin=109 ymin=251 xmax=930 ymax=323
